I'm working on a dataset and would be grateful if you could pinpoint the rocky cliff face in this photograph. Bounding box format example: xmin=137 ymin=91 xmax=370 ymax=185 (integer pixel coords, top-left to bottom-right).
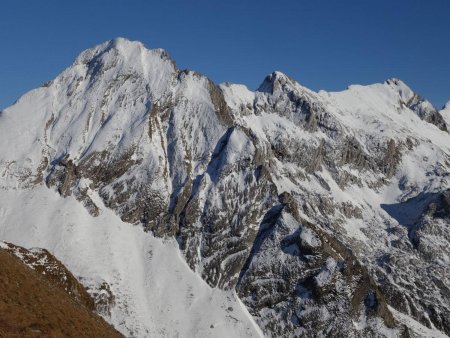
xmin=0 ymin=38 xmax=449 ymax=337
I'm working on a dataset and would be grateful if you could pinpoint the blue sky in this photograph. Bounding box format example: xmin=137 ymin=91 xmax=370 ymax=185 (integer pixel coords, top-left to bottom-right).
xmin=1 ymin=0 xmax=449 ymax=109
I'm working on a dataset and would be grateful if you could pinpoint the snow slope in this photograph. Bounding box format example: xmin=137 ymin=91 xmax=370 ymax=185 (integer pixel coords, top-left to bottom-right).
xmin=0 ymin=186 xmax=262 ymax=338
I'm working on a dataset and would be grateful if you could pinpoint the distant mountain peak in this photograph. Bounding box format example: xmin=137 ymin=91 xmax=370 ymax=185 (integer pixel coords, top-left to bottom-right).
xmin=257 ymin=71 xmax=297 ymax=93
xmin=74 ymin=37 xmax=176 ymax=73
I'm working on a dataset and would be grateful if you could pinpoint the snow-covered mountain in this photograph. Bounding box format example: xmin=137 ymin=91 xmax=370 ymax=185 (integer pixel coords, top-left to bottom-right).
xmin=0 ymin=38 xmax=449 ymax=337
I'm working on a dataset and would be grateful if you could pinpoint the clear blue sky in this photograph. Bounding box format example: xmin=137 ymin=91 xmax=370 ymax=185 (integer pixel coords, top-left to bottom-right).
xmin=1 ymin=0 xmax=449 ymax=109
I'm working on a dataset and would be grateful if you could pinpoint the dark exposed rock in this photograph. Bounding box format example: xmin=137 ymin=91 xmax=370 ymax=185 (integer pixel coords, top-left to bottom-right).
xmin=405 ymin=93 xmax=448 ymax=132
xmin=306 ymin=139 xmax=326 ymax=173
xmin=256 ymin=72 xmax=325 ymax=131
xmin=177 ymin=129 xmax=279 ymax=288
xmin=379 ymin=139 xmax=402 ymax=177
xmin=207 ymin=80 xmax=235 ymax=127
xmin=87 ymin=281 xmax=116 ymax=317
xmin=236 ymin=206 xmax=395 ymax=337
xmin=339 ymin=137 xmax=373 ymax=170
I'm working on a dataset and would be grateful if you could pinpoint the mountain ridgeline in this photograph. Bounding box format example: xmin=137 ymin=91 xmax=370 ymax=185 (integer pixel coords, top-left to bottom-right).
xmin=1 ymin=38 xmax=449 ymax=337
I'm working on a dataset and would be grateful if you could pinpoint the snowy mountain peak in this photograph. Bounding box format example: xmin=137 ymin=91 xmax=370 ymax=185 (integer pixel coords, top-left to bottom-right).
xmin=73 ymin=38 xmax=176 ymax=83
xmin=74 ymin=37 xmax=173 ymax=63
xmin=384 ymin=77 xmax=409 ymax=87
xmin=337 ymin=78 xmax=447 ymax=131
xmin=257 ymin=71 xmax=297 ymax=94
xmin=105 ymin=37 xmax=145 ymax=52
xmin=383 ymin=77 xmax=418 ymax=102
xmin=75 ymin=37 xmax=143 ymax=64
xmin=383 ymin=78 xmax=441 ymax=112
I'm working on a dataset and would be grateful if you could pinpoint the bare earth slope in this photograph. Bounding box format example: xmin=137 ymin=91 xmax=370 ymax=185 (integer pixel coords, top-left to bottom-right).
xmin=0 ymin=242 xmax=123 ymax=338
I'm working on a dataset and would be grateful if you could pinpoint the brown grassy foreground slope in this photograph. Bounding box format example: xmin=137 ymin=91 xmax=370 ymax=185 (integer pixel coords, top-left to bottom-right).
xmin=0 ymin=245 xmax=123 ymax=338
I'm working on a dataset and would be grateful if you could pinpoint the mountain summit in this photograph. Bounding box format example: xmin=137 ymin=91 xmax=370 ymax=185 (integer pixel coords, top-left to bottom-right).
xmin=0 ymin=38 xmax=449 ymax=337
